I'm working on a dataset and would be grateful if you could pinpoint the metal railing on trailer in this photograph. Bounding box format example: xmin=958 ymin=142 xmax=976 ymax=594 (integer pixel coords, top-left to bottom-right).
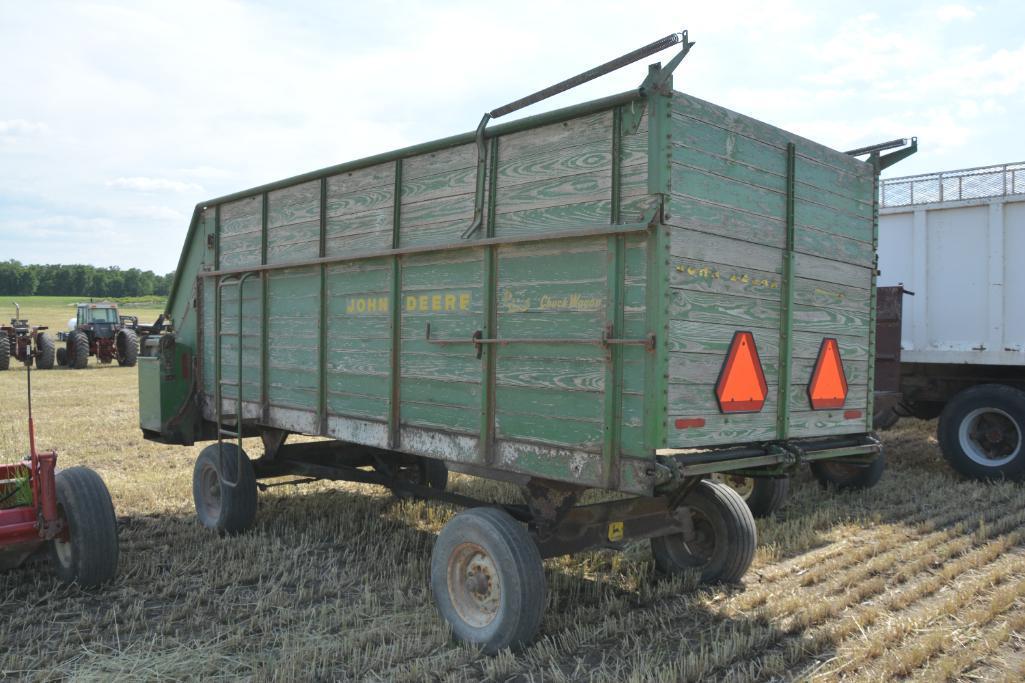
xmin=880 ymin=160 xmax=1025 ymax=208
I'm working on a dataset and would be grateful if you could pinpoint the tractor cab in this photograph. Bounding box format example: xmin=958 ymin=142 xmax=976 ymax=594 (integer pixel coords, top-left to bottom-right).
xmin=75 ymin=303 xmax=120 ymax=338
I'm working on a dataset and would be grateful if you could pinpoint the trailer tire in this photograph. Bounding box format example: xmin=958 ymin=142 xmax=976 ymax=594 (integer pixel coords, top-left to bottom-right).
xmin=35 ymin=332 xmax=56 ymax=369
xmin=712 ymin=474 xmax=790 ymax=518
xmin=49 ymin=467 xmax=119 ymax=587
xmin=0 ymin=335 xmax=9 ymax=370
xmin=651 ymin=480 xmax=756 ymax=584
xmin=431 ymin=507 xmax=545 ymax=653
xmin=193 ymin=443 xmax=258 ymax=535
xmin=937 ymin=384 xmax=1025 ymax=481
xmin=116 ymin=328 xmax=138 ymax=367
xmin=68 ymin=331 xmax=89 ymax=369
xmin=56 ymin=347 xmax=67 ymax=367
xmin=810 ymin=451 xmax=886 ymax=490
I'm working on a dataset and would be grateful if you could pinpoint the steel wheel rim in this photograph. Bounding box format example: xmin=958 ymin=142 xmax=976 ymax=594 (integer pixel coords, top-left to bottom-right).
xmin=447 ymin=542 xmax=501 ymax=628
xmin=666 ymin=508 xmax=717 ymax=568
xmin=959 ymin=407 xmax=1022 ymax=467
xmin=712 ymin=473 xmax=754 ymax=500
xmin=200 ymin=463 xmax=223 ymax=519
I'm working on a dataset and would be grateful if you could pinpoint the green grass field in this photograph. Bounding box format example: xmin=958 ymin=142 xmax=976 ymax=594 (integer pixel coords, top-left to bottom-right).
xmin=1 ymin=360 xmax=1024 ymax=680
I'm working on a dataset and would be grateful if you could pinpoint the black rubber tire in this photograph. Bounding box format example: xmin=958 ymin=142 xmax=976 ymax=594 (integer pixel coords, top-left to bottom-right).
xmin=192 ymin=443 xmax=258 ymax=535
xmin=810 ymin=451 xmax=886 ymax=490
xmin=651 ymin=480 xmax=757 ymax=584
xmin=374 ymin=454 xmax=448 ymax=498
xmin=743 ymin=477 xmax=790 ymax=518
xmin=873 ymin=407 xmax=900 ymax=431
xmin=116 ymin=328 xmax=139 ymax=367
xmin=56 ymin=347 xmax=67 ymax=367
xmin=431 ymin=507 xmax=546 ymax=653
xmin=937 ymin=384 xmax=1025 ymax=481
xmin=68 ymin=331 xmax=89 ymax=369
xmin=48 ymin=467 xmax=119 ymax=586
xmin=0 ymin=335 xmax=9 ymax=370
xmin=35 ymin=332 xmax=56 ymax=369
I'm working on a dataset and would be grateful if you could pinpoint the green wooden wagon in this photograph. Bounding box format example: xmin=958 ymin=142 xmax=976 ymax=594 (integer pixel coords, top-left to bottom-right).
xmin=138 ymin=33 xmax=915 ymax=651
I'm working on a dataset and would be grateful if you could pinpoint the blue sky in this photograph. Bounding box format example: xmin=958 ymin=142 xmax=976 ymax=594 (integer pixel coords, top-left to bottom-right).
xmin=1 ymin=1 xmax=1022 ymax=273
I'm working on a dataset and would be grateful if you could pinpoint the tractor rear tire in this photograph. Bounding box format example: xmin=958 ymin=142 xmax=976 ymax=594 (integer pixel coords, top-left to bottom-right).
xmin=810 ymin=451 xmax=886 ymax=490
xmin=49 ymin=467 xmax=119 ymax=587
xmin=35 ymin=332 xmax=56 ymax=369
xmin=193 ymin=443 xmax=258 ymax=535
xmin=68 ymin=331 xmax=89 ymax=369
xmin=712 ymin=474 xmax=790 ymax=518
xmin=0 ymin=335 xmax=9 ymax=370
xmin=116 ymin=328 xmax=139 ymax=367
xmin=651 ymin=480 xmax=757 ymax=584
xmin=431 ymin=507 xmax=546 ymax=653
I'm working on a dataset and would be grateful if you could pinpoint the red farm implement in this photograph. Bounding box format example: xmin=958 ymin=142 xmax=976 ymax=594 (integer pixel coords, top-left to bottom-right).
xmin=0 ymin=339 xmax=119 ymax=585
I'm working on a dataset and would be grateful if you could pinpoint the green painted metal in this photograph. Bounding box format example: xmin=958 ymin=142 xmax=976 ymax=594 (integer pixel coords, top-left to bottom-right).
xmin=480 ymin=137 xmax=500 ymax=462
xmin=260 ymin=193 xmax=269 ymax=420
xmin=776 ymin=142 xmax=797 ymax=439
xmin=388 ymin=159 xmax=403 ymax=448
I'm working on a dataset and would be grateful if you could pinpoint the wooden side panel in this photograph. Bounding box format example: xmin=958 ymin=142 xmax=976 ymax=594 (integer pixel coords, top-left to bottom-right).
xmin=267 ymin=181 xmax=320 ymax=265
xmin=494 ymin=237 xmax=607 ymax=452
xmin=399 ymin=248 xmax=484 ymax=436
xmin=266 ymin=268 xmax=320 ymax=409
xmin=667 ymin=92 xmax=877 ymax=447
xmin=325 ymin=258 xmax=392 ymax=421
xmin=399 ymin=144 xmax=477 ymax=247
xmin=325 ymin=162 xmax=395 ymax=256
xmin=219 ymin=196 xmax=262 ymax=269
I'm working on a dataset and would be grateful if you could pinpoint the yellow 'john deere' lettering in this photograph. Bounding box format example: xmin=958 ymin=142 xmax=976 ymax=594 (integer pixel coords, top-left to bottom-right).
xmin=346 ymin=296 xmax=389 ymax=314
xmin=404 ymin=291 xmax=472 ymax=312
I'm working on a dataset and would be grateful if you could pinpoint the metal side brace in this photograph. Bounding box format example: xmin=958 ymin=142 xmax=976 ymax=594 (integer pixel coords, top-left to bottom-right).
xmin=461 ymin=30 xmax=695 ymax=238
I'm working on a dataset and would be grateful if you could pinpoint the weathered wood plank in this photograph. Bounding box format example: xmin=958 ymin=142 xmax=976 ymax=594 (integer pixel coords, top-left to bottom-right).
xmin=792 ymin=302 xmax=870 ymax=336
xmin=669 ymin=227 xmax=783 ymax=276
xmin=495 ymin=356 xmax=605 ymax=392
xmin=495 ymin=169 xmax=612 ymax=215
xmin=669 ymin=289 xmax=782 ymax=328
xmin=496 ymin=410 xmax=602 ymax=450
xmin=671 ymin=258 xmax=782 ymax=303
xmin=794 ymin=252 xmax=872 ymax=289
xmin=402 ymin=143 xmax=476 ymax=180
xmin=268 ymin=181 xmax=320 ymax=229
xmin=220 ymin=195 xmax=261 ymax=236
xmin=326 ymin=161 xmax=395 ymax=195
xmin=499 ymin=110 xmax=613 ymax=160
xmin=672 ymin=92 xmax=872 ymax=178
xmin=793 ymin=276 xmax=872 ymax=313
xmin=667 ymin=195 xmax=785 ymax=250
xmin=402 ymin=377 xmax=480 ymax=408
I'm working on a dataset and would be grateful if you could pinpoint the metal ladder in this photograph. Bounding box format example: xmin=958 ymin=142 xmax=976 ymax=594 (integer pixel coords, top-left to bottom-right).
xmin=214 ymin=271 xmax=259 ymax=488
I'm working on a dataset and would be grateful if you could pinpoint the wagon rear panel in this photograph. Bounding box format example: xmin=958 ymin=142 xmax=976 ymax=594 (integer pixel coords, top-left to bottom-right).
xmin=666 ymin=93 xmax=876 ymax=448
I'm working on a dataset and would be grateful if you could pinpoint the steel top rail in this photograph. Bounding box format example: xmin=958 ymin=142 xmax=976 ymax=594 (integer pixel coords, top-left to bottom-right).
xmin=880 ymin=160 xmax=1025 ymax=208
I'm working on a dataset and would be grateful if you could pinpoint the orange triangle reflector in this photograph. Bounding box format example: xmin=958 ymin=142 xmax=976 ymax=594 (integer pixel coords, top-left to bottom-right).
xmin=808 ymin=338 xmax=848 ymax=409
xmin=716 ymin=331 xmax=768 ymax=413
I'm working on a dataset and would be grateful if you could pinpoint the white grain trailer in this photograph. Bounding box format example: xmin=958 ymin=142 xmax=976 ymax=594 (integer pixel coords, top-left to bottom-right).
xmin=878 ymin=161 xmax=1025 ymax=479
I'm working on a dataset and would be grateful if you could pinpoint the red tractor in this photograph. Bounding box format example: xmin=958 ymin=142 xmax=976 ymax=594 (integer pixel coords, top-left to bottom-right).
xmin=0 ymin=339 xmax=119 ymax=584
xmin=0 ymin=303 xmax=56 ymax=371
xmin=57 ymin=302 xmax=138 ymax=369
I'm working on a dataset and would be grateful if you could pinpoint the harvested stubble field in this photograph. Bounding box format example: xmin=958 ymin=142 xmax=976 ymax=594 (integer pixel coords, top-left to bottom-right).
xmin=2 ymin=352 xmax=1025 ymax=680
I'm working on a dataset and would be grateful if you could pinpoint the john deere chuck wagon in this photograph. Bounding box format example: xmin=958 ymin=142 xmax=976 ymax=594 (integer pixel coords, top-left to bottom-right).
xmin=139 ymin=33 xmax=914 ymax=651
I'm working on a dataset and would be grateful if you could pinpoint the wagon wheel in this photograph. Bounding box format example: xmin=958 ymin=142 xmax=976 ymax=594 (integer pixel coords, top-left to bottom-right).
xmin=49 ymin=467 xmax=119 ymax=586
xmin=651 ymin=479 xmax=756 ymax=584
xmin=431 ymin=507 xmax=546 ymax=653
xmin=810 ymin=451 xmax=886 ymax=490
xmin=372 ymin=454 xmax=448 ymax=498
xmin=192 ymin=443 xmax=258 ymax=535
xmin=710 ymin=473 xmax=790 ymax=518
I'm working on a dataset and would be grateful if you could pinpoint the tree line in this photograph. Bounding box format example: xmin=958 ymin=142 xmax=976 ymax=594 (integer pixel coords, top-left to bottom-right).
xmin=0 ymin=260 xmax=174 ymax=298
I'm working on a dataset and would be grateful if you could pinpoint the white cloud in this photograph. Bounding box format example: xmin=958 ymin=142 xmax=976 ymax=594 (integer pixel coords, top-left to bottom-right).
xmin=106 ymin=177 xmax=203 ymax=193
xmin=936 ymin=5 xmax=976 ymax=22
xmin=0 ymin=119 xmax=49 ymax=135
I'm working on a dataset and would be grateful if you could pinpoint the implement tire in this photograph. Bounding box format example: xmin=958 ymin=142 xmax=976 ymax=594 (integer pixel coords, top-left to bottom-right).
xmin=810 ymin=451 xmax=886 ymax=490
xmin=35 ymin=332 xmax=56 ymax=369
xmin=712 ymin=474 xmax=790 ymax=518
xmin=116 ymin=328 xmax=138 ymax=367
xmin=651 ymin=480 xmax=756 ymax=584
xmin=937 ymin=384 xmax=1025 ymax=481
xmin=193 ymin=443 xmax=257 ymax=535
xmin=431 ymin=507 xmax=546 ymax=653
xmin=49 ymin=467 xmax=119 ymax=587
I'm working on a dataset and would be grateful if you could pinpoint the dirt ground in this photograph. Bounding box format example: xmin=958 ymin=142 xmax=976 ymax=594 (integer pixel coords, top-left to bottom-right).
xmin=1 ymin=359 xmax=1024 ymax=681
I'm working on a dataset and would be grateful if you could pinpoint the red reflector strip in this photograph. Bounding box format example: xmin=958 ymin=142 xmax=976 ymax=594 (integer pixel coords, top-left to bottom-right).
xmin=844 ymin=409 xmax=862 ymax=420
xmin=675 ymin=418 xmax=706 ymax=429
